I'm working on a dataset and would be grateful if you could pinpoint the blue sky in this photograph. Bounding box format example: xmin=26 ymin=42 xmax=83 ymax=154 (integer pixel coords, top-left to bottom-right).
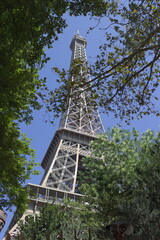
xmin=1 ymin=14 xmax=160 ymax=238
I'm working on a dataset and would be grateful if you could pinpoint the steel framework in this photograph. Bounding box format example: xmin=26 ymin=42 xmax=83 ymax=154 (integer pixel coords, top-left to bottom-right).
xmin=3 ymin=32 xmax=104 ymax=239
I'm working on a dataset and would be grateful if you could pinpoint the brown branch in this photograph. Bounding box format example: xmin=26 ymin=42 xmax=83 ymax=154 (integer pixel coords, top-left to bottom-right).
xmin=77 ymin=41 xmax=160 ymax=95
xmin=73 ymin=42 xmax=160 ymax=93
xmin=141 ymin=51 xmax=159 ymax=100
xmin=107 ymin=52 xmax=160 ymax=103
xmin=83 ymin=26 xmax=160 ymax=86
xmin=65 ymin=27 xmax=160 ymax=104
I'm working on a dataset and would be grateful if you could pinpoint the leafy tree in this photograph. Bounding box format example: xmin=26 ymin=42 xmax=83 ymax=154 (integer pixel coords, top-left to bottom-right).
xmin=17 ymin=201 xmax=97 ymax=240
xmin=51 ymin=0 xmax=160 ymax=123
xmin=0 ymin=120 xmax=39 ymax=213
xmin=0 ymin=0 xmax=112 ymax=124
xmin=80 ymin=127 xmax=160 ymax=239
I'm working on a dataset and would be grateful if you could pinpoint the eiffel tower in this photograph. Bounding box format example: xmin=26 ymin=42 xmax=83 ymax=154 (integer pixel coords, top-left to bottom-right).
xmin=3 ymin=32 xmax=104 ymax=239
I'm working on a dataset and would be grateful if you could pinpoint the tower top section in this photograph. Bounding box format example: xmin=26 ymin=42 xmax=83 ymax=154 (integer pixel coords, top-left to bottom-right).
xmin=70 ymin=32 xmax=87 ymax=62
xmin=59 ymin=33 xmax=104 ymax=136
xmin=70 ymin=31 xmax=87 ymax=50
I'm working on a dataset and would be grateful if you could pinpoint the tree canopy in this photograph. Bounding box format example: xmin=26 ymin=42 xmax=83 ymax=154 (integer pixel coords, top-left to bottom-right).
xmin=0 ymin=120 xmax=39 ymax=212
xmin=17 ymin=202 xmax=96 ymax=240
xmin=1 ymin=0 xmax=112 ymax=125
xmin=80 ymin=127 xmax=160 ymax=239
xmin=51 ymin=0 xmax=160 ymax=123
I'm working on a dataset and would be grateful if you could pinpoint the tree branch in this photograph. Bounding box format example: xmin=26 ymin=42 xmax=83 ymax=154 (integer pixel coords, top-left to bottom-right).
xmin=107 ymin=52 xmax=160 ymax=103
xmin=83 ymin=26 xmax=160 ymax=87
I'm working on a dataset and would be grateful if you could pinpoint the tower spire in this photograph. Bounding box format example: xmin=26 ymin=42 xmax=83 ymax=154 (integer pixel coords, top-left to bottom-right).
xmin=3 ymin=34 xmax=104 ymax=239
xmin=60 ymin=33 xmax=103 ymax=136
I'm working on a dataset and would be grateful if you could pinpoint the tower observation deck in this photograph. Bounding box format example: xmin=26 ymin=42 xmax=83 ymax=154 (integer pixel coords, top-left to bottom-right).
xmin=3 ymin=32 xmax=104 ymax=239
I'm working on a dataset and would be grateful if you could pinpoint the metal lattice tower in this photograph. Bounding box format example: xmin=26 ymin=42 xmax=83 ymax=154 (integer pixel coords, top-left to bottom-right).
xmin=40 ymin=32 xmax=104 ymax=192
xmin=3 ymin=32 xmax=104 ymax=239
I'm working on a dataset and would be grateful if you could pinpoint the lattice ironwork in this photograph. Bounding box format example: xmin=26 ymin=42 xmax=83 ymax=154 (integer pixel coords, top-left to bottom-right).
xmin=41 ymin=32 xmax=104 ymax=193
xmin=59 ymin=33 xmax=104 ymax=136
xmin=3 ymin=32 xmax=104 ymax=240
xmin=59 ymin=91 xmax=104 ymax=136
xmin=42 ymin=139 xmax=91 ymax=192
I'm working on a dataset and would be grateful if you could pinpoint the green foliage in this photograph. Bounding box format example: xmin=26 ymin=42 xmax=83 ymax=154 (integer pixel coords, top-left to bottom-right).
xmin=80 ymin=127 xmax=160 ymax=239
xmin=90 ymin=0 xmax=160 ymax=122
xmin=18 ymin=201 xmax=97 ymax=240
xmin=0 ymin=0 xmax=67 ymax=124
xmin=51 ymin=0 xmax=160 ymax=123
xmin=0 ymin=0 xmax=109 ymax=127
xmin=69 ymin=0 xmax=117 ymax=17
xmin=0 ymin=120 xmax=39 ymax=212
